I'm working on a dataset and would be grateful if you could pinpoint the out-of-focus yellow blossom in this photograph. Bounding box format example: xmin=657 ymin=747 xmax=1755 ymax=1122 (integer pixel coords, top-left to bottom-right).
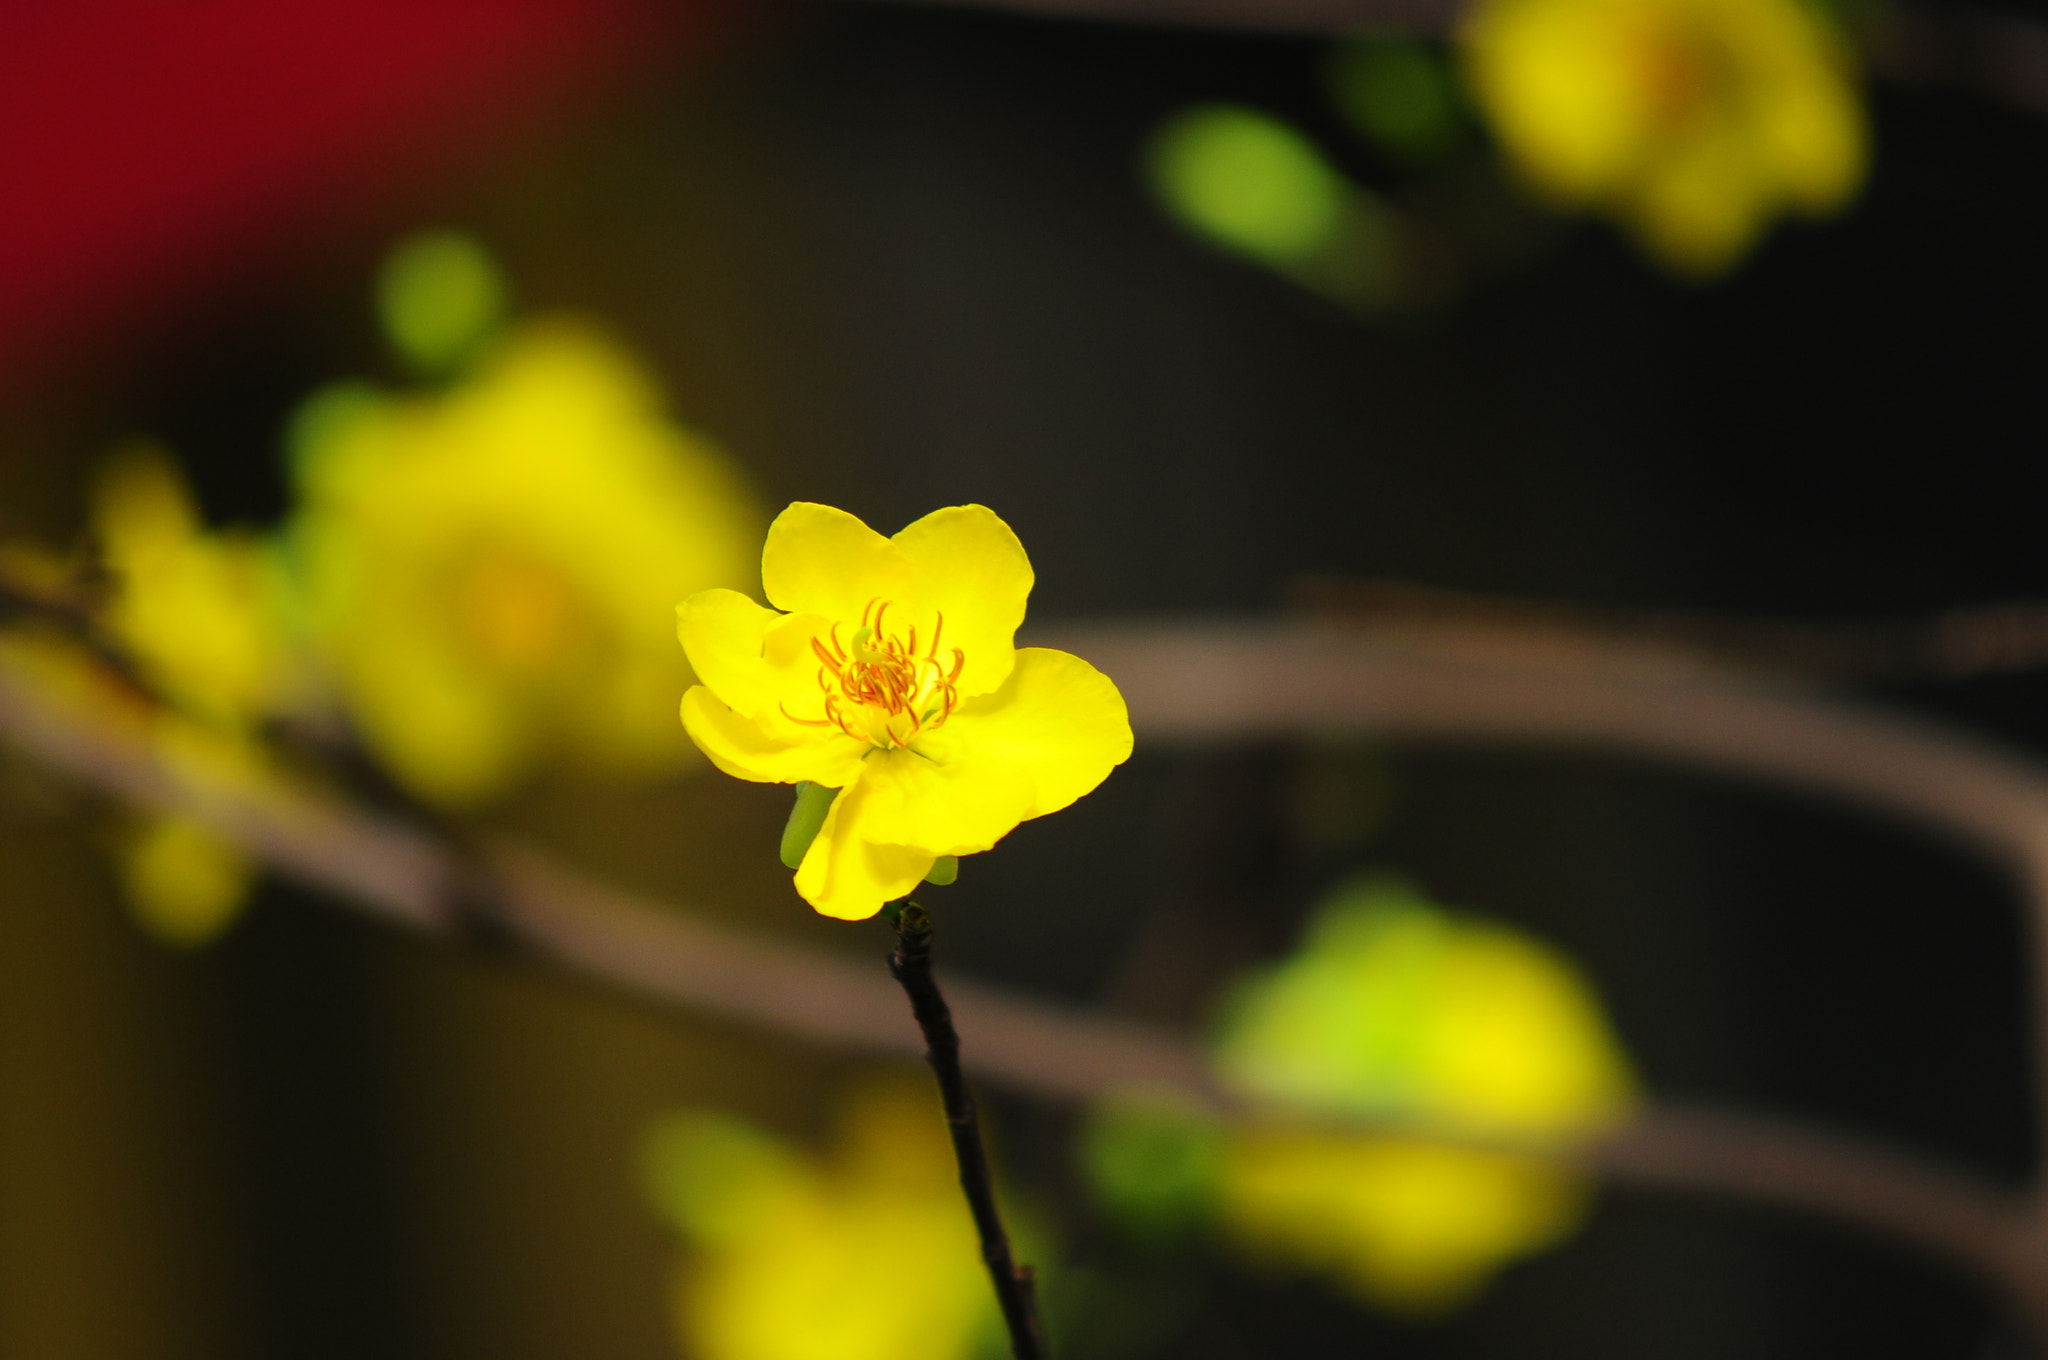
xmin=1079 ymin=883 xmax=1632 ymax=1314
xmin=93 ymin=444 xmax=296 ymax=728
xmin=1220 ymin=1131 xmax=1587 ymax=1314
xmin=288 ymin=319 xmax=759 ymax=808
xmin=1460 ymin=0 xmax=1865 ymax=274
xmin=1210 ymin=878 xmax=1637 ymax=1313
xmin=52 ymin=448 xmax=282 ymax=944
xmin=640 ymin=1082 xmax=1005 ymax=1360
xmin=677 ymin=502 xmax=1132 ymax=921
xmin=114 ymin=814 xmax=255 ymax=947
xmin=1214 ymin=878 xmax=1636 ymax=1129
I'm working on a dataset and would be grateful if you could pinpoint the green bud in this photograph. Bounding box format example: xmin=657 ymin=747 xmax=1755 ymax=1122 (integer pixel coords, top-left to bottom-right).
xmin=1148 ymin=106 xmax=1348 ymax=269
xmin=376 ymin=229 xmax=506 ymax=375
xmin=924 ymin=855 xmax=958 ymax=886
xmin=779 ymin=781 xmax=839 ymax=869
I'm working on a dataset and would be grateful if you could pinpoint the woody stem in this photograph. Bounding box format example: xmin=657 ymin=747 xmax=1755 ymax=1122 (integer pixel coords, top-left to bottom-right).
xmin=887 ymin=902 xmax=1048 ymax=1360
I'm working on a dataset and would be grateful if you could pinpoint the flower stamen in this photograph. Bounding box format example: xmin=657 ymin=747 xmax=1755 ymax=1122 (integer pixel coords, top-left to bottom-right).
xmin=792 ymin=599 xmax=965 ymax=749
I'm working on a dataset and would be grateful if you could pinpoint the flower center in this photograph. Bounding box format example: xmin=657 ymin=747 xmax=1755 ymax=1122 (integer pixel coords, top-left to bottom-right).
xmin=785 ymin=598 xmax=965 ymax=749
xmin=1632 ymin=19 xmax=1730 ymax=135
xmin=455 ymin=548 xmax=583 ymax=670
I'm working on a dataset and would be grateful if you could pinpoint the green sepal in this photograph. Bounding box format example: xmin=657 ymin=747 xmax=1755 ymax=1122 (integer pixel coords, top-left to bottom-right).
xmin=924 ymin=855 xmax=959 ymax=886
xmin=779 ymin=781 xmax=839 ymax=869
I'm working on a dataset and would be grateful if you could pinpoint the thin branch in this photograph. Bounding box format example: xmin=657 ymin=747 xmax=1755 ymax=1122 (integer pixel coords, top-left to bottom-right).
xmin=1295 ymin=578 xmax=2048 ymax=683
xmin=839 ymin=0 xmax=2048 ymax=130
xmin=1592 ymin=1106 xmax=2047 ymax=1325
xmin=890 ymin=903 xmax=1047 ymax=1360
xmin=1039 ymin=619 xmax=2048 ymax=1160
xmin=849 ymin=0 xmax=1457 ymax=35
xmin=0 ymin=629 xmax=2044 ymax=1325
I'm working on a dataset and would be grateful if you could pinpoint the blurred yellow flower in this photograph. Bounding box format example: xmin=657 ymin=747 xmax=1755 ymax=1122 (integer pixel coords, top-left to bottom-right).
xmin=93 ymin=444 xmax=296 ymax=729
xmin=74 ymin=446 xmax=290 ymax=945
xmin=1210 ymin=878 xmax=1637 ymax=1313
xmin=640 ymin=1082 xmax=1004 ymax=1360
xmin=1460 ymin=0 xmax=1865 ymax=274
xmin=677 ymin=502 xmax=1132 ymax=921
xmin=288 ymin=318 xmax=759 ymax=808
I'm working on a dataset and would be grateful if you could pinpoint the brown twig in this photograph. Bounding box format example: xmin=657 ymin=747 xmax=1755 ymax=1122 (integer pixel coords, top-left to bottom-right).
xmin=847 ymin=0 xmax=1457 ymax=34
xmin=4 ymin=626 xmax=2048 ymax=1331
xmin=0 ymin=571 xmax=154 ymax=695
xmin=1294 ymin=577 xmax=2048 ymax=684
xmin=1590 ymin=1106 xmax=2048 ymax=1337
xmin=889 ymin=903 xmax=1047 ymax=1360
xmin=1036 ymin=619 xmax=2048 ymax=1158
xmin=842 ymin=0 xmax=2048 ymax=132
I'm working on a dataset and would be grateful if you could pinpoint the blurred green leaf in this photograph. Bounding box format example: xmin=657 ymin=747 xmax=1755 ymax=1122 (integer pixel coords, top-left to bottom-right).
xmin=1148 ymin=106 xmax=1349 ymax=267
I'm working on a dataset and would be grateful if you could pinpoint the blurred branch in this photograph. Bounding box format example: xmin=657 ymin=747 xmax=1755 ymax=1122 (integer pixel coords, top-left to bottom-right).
xmin=1039 ymin=619 xmax=2048 ymax=879
xmin=1596 ymin=1107 xmax=2048 ymax=1331
xmin=5 ymin=625 xmax=2048 ymax=1326
xmin=1295 ymin=578 xmax=2048 ymax=683
xmin=0 ymin=571 xmax=147 ymax=690
xmin=850 ymin=0 xmax=1458 ymax=34
xmin=842 ymin=0 xmax=2048 ymax=123
xmin=1045 ymin=617 xmax=2048 ymax=1175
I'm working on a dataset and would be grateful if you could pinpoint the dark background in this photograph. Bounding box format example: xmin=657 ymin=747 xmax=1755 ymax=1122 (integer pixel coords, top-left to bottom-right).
xmin=1 ymin=5 xmax=2043 ymax=1357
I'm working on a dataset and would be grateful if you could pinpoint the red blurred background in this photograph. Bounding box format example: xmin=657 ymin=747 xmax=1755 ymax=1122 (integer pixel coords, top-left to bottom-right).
xmin=0 ymin=0 xmax=726 ymax=387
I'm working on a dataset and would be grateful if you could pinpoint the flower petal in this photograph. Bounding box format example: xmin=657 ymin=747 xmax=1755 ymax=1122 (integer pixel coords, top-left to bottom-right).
xmin=681 ymin=685 xmax=867 ymax=787
xmin=678 ymin=588 xmax=781 ymax=718
xmin=762 ymin=502 xmax=914 ymax=622
xmin=677 ymin=587 xmax=836 ymax=731
xmin=853 ymin=745 xmax=1040 ymax=857
xmin=935 ymin=647 xmax=1133 ymax=818
xmin=893 ymin=504 xmax=1032 ymax=697
xmin=794 ymin=772 xmax=936 ymax=920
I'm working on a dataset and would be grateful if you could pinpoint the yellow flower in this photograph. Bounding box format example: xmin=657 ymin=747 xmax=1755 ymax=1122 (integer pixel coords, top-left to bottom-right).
xmin=1209 ymin=878 xmax=1637 ymax=1313
xmin=640 ymin=1082 xmax=1005 ymax=1360
xmin=677 ymin=502 xmax=1133 ymax=921
xmin=1220 ymin=1132 xmax=1585 ymax=1314
xmin=288 ymin=318 xmax=759 ymax=807
xmin=70 ymin=447 xmax=289 ymax=946
xmin=93 ymin=444 xmax=297 ymax=729
xmin=1460 ymin=0 xmax=1865 ymax=274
